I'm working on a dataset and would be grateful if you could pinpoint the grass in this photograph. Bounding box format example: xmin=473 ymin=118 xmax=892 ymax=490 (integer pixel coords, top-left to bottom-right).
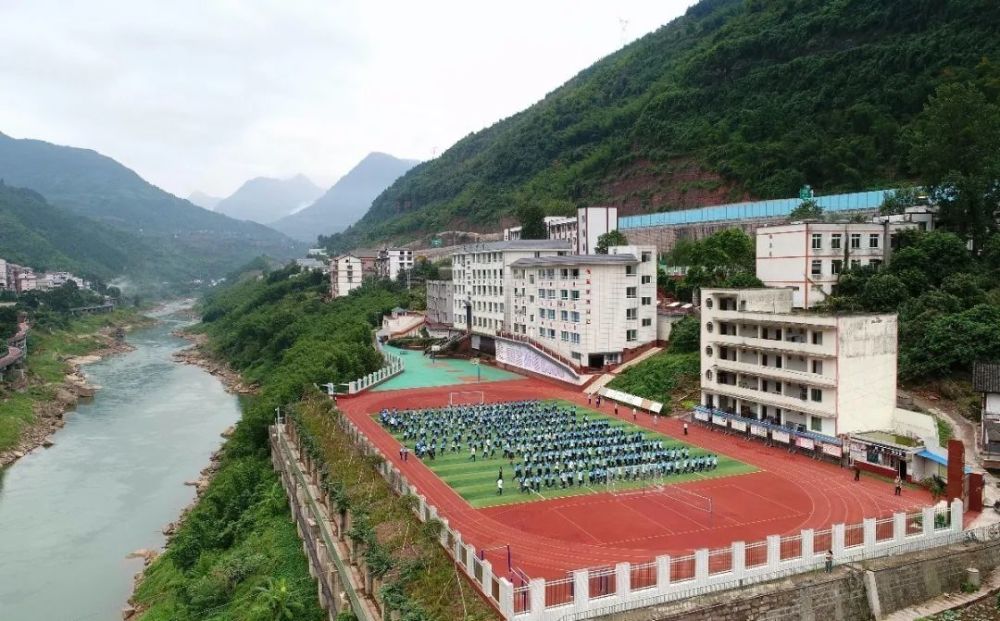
xmin=384 ymin=399 xmax=756 ymax=509
xmin=0 ymin=309 xmax=151 ymax=453
xmin=936 ymin=416 xmax=954 ymax=445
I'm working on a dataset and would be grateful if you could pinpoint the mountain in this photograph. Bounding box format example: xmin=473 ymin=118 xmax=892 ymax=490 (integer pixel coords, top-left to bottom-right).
xmin=0 ymin=132 xmax=301 ymax=280
xmin=322 ymin=0 xmax=1000 ymax=252
xmin=188 ymin=191 xmax=223 ymax=211
xmin=214 ymin=174 xmax=323 ymax=225
xmin=271 ymin=153 xmax=419 ymax=243
xmin=0 ymin=182 xmax=152 ymax=281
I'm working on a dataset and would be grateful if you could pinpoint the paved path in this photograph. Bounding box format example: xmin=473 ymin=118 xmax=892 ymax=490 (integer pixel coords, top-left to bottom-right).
xmin=884 ymin=566 xmax=1000 ymax=620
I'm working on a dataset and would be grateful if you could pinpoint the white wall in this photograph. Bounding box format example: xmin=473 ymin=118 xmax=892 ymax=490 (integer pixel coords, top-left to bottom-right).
xmin=835 ymin=315 xmax=898 ymax=435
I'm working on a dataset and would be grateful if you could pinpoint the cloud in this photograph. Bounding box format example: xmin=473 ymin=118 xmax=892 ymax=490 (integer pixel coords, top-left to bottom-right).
xmin=0 ymin=0 xmax=692 ymax=197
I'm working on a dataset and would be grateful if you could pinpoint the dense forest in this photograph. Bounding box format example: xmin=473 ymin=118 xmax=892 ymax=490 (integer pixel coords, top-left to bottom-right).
xmin=322 ymin=0 xmax=1000 ymax=252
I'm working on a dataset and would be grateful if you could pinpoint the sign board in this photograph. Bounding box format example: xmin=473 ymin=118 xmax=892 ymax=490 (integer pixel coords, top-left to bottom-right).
xmin=712 ymin=415 xmax=727 ymax=427
xmin=431 ymin=345 xmax=441 ymax=352
xmin=772 ymin=430 xmax=790 ymax=444
xmin=796 ymin=437 xmax=815 ymax=451
xmin=751 ymin=424 xmax=768 ymax=438
xmin=822 ymin=443 xmax=843 ymax=458
xmin=431 ymin=238 xmax=443 ymax=248
xmin=695 ymin=410 xmax=710 ymax=422
xmin=731 ymin=420 xmax=747 ymax=432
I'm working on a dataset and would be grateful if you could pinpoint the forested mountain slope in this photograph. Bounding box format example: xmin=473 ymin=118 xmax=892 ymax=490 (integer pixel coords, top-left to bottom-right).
xmin=0 ymin=132 xmax=300 ymax=279
xmin=324 ymin=0 xmax=1000 ymax=252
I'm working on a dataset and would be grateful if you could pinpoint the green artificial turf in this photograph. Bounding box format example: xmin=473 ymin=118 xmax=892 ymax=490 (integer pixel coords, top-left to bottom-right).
xmin=384 ymin=399 xmax=756 ymax=508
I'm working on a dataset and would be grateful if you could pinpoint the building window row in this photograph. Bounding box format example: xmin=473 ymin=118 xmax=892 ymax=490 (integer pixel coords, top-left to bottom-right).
xmin=810 ymin=232 xmax=881 ymax=250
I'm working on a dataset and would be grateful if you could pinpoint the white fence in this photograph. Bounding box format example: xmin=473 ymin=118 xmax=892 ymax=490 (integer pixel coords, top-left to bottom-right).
xmin=335 ymin=415 xmax=966 ymax=621
xmin=328 ymin=350 xmax=404 ymax=395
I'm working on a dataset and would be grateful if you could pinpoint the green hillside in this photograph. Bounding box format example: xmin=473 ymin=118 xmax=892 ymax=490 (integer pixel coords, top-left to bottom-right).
xmin=0 ymin=132 xmax=301 ymax=280
xmin=323 ymin=0 xmax=1000 ymax=252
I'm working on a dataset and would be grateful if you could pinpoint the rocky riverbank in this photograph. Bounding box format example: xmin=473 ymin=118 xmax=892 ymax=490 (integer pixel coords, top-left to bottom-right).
xmin=0 ymin=323 xmax=144 ymax=468
xmin=171 ymin=332 xmax=258 ymax=395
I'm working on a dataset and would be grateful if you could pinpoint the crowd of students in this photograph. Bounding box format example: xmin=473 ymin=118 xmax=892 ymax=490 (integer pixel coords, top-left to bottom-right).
xmin=379 ymin=400 xmax=719 ymax=495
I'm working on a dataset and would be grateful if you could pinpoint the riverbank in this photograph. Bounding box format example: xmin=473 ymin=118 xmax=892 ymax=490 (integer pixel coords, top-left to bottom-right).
xmin=0 ymin=309 xmax=154 ymax=467
xmin=170 ymin=331 xmax=258 ymax=395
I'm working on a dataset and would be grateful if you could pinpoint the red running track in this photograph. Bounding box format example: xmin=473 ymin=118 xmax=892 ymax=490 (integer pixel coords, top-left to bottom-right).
xmin=340 ymin=377 xmax=936 ymax=580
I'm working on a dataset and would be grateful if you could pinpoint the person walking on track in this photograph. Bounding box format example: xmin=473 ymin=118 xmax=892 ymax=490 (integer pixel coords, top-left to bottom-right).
xmin=683 ymin=422 xmax=689 ymax=436
xmin=894 ymin=474 xmax=902 ymax=496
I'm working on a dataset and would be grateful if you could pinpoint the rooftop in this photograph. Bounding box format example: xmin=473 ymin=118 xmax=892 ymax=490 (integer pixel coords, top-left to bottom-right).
xmin=974 ymin=362 xmax=1000 ymax=393
xmin=456 ymin=239 xmax=574 ymax=253
xmin=510 ymin=254 xmax=638 ymax=268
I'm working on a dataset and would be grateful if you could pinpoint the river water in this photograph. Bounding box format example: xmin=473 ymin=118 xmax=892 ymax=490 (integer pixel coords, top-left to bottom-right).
xmin=0 ymin=303 xmax=241 ymax=621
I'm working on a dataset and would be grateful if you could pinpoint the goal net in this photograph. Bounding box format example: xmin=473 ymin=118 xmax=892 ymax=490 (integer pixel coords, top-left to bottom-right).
xmin=449 ymin=390 xmax=485 ymax=406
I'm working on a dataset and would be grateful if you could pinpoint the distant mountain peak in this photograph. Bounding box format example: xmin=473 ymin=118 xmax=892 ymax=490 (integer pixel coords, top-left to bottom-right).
xmin=214 ymin=174 xmax=323 ymax=224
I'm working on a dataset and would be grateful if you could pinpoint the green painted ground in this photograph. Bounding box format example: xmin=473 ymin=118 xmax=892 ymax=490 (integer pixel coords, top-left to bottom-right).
xmin=373 ymin=345 xmax=520 ymax=392
xmin=384 ymin=399 xmax=756 ymax=508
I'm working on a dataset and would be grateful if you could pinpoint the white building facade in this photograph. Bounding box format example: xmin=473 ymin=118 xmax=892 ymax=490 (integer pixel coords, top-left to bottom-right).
xmin=576 ymin=206 xmax=618 ymax=254
xmin=329 ymin=255 xmax=363 ymax=298
xmin=378 ymin=248 xmax=414 ymax=281
xmin=509 ymin=245 xmax=658 ymax=367
xmin=700 ymin=288 xmax=897 ymax=437
xmin=756 ymin=221 xmax=917 ymax=308
xmin=425 ymin=280 xmax=455 ymax=326
xmin=451 ymin=239 xmax=573 ymax=334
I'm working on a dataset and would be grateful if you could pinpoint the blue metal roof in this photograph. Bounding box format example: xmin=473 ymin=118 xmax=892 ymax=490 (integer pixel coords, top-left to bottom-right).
xmin=917 ymin=448 xmax=974 ymax=473
xmin=618 ymin=189 xmax=895 ymax=230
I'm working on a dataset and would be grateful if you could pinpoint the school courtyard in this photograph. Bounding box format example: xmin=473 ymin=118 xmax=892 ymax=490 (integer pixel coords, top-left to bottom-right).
xmin=340 ymin=361 xmax=933 ymax=580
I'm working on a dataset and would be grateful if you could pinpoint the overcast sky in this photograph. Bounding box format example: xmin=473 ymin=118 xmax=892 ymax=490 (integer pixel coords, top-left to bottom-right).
xmin=0 ymin=1 xmax=693 ymax=198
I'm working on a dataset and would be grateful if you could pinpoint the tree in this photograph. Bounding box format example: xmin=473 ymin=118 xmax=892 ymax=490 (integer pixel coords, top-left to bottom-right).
xmin=860 ymin=273 xmax=909 ymax=312
xmin=515 ymin=203 xmax=546 ymax=239
xmin=595 ymin=229 xmax=628 ymax=254
xmin=668 ymin=316 xmax=700 ymax=353
xmin=880 ymin=186 xmax=924 ymax=215
xmin=253 ymin=578 xmax=304 ymax=621
xmin=906 ymin=82 xmax=1000 ymax=252
xmin=789 ymin=199 xmax=823 ymax=220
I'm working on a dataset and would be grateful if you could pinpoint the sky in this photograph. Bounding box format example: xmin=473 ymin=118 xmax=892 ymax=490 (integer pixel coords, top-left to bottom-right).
xmin=0 ymin=1 xmax=694 ymax=199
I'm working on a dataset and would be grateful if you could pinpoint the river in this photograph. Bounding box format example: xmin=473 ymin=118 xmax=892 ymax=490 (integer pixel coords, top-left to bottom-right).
xmin=0 ymin=302 xmax=241 ymax=621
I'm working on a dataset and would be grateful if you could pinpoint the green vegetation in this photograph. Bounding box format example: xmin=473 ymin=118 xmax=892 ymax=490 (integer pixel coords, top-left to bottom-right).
xmin=820 ymin=229 xmax=1000 ymax=380
xmin=607 ymin=316 xmax=701 ymax=411
xmin=385 ymin=399 xmax=750 ymax=508
xmin=294 ymin=397 xmax=499 ymax=621
xmin=935 ymin=417 xmax=953 ymax=445
xmin=322 ymin=0 xmax=1000 ymax=251
xmin=664 ymin=229 xmax=763 ymax=301
xmin=595 ymin=230 xmax=629 ymax=254
xmin=135 ymin=266 xmax=433 ymax=619
xmin=789 ymin=199 xmax=823 ymax=221
xmin=515 ymin=202 xmax=546 ymax=239
xmin=0 ymin=308 xmax=149 ymax=453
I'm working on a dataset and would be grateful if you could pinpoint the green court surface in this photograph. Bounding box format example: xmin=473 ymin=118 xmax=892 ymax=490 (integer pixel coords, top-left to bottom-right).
xmin=373 ymin=346 xmax=520 ymax=392
xmin=384 ymin=399 xmax=756 ymax=508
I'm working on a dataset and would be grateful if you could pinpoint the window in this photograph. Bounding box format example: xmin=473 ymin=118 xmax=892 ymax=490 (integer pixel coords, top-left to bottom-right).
xmin=641 ymin=275 xmax=652 ymax=284
xmin=539 ymin=327 xmax=545 ymax=337
xmin=811 ymin=331 xmax=823 ymax=345
xmin=706 ymin=321 xmax=714 ymax=333
xmin=641 ymin=251 xmax=652 ymax=262
xmin=641 ymin=296 xmax=652 ymax=306
xmin=626 ymin=329 xmax=638 ymax=342
xmin=705 ymin=370 xmax=713 ymax=381
xmin=641 ymin=318 xmax=652 ymax=327
xmin=570 ymin=311 xmax=580 ymax=323
xmin=850 ymin=233 xmax=861 ymax=249
xmin=870 ymin=259 xmax=882 ymax=270
xmin=869 ymin=233 xmax=880 ymax=248
xmin=810 ymin=417 xmax=822 ymax=432
xmin=571 ymin=290 xmax=580 ymax=301
xmin=626 ymin=308 xmax=638 ymax=320
xmin=851 ymin=259 xmax=861 ymax=269
xmin=560 ymin=289 xmax=568 ymax=300
xmin=705 ymin=346 xmax=713 ymax=357
xmin=810 ymin=388 xmax=823 ymax=402
xmin=560 ymin=310 xmax=569 ymax=321
xmin=831 ymin=259 xmax=843 ymax=275
xmin=811 ymin=260 xmax=822 ymax=276
xmin=626 ymin=287 xmax=637 ymax=298
xmin=812 ymin=360 xmax=823 ymax=375
xmin=811 ymin=233 xmax=822 ymax=250
xmin=571 ymin=352 xmax=582 ymax=360
xmin=560 ymin=330 xmax=569 ymax=342
xmin=831 ymin=234 xmax=842 ymax=249
xmin=571 ymin=332 xmax=580 ymax=344
xmin=625 ymin=265 xmax=636 ymax=276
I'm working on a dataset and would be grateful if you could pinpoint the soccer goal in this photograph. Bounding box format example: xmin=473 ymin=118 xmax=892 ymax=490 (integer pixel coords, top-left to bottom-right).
xmin=449 ymin=390 xmax=485 ymax=406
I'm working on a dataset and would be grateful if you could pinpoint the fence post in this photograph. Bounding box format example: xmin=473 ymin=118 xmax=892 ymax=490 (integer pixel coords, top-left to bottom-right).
xmin=893 ymin=512 xmax=907 ymax=543
xmin=573 ymin=569 xmax=589 ymax=611
xmin=454 ymin=532 xmax=463 ymax=560
xmin=464 ymin=544 xmax=477 ymax=578
xmin=832 ymin=524 xmax=846 ymax=558
xmin=922 ymin=507 xmax=935 ymax=537
xmin=801 ymin=529 xmax=814 ymax=561
xmin=499 ymin=577 xmax=514 ymax=619
xmin=529 ymin=578 xmax=545 ymax=615
xmin=951 ymin=499 xmax=964 ymax=532
xmin=731 ymin=541 xmax=746 ymax=579
xmin=863 ymin=518 xmax=877 ymax=553
xmin=616 ymin=562 xmax=630 ymax=599
xmin=766 ymin=535 xmax=781 ymax=570
xmin=656 ymin=555 xmax=670 ymax=593
xmin=695 ymin=549 xmax=709 ymax=581
xmin=481 ymin=558 xmax=493 ymax=593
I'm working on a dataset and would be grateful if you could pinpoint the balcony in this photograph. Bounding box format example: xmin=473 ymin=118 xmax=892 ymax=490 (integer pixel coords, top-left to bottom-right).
xmin=712 ymin=358 xmax=836 ymax=388
xmin=705 ymin=382 xmax=834 ymax=418
xmin=710 ymin=333 xmax=835 ymax=358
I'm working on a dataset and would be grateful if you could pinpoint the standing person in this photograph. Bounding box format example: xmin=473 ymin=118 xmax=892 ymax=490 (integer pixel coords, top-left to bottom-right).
xmin=894 ymin=474 xmax=902 ymax=496
xmin=614 ymin=403 xmax=619 ymax=417
xmin=825 ymin=549 xmax=833 ymax=573
xmin=588 ymin=393 xmax=593 ymax=406
xmin=470 ymin=445 xmax=477 ymax=462
xmin=596 ymin=395 xmax=602 ymax=408
xmin=399 ymin=446 xmax=404 ymax=461
xmin=854 ymin=464 xmax=861 ymax=481
xmin=403 ymin=447 xmax=409 ymax=462
xmin=683 ymin=422 xmax=689 ymax=436
xmin=496 ymin=476 xmax=504 ymax=496
xmin=632 ymin=407 xmax=637 ymax=421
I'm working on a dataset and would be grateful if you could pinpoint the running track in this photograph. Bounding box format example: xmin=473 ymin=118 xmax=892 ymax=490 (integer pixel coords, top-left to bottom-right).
xmin=340 ymin=377 xmax=938 ymax=579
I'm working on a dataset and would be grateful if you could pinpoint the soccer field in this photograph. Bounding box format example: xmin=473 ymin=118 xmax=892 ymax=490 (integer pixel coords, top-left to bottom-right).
xmin=384 ymin=399 xmax=756 ymax=508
